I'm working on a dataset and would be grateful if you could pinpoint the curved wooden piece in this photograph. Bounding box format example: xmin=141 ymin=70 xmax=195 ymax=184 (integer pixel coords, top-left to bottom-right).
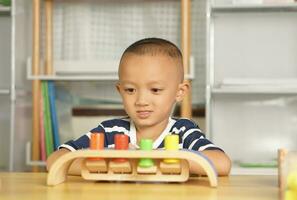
xmin=47 ymin=150 xmax=218 ymax=187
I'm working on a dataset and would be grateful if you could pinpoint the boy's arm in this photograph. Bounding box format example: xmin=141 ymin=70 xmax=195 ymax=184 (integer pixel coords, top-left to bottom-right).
xmin=189 ymin=150 xmax=232 ymax=176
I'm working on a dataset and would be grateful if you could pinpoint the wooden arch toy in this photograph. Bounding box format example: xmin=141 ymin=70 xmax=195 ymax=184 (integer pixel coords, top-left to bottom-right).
xmin=47 ymin=149 xmax=218 ymax=187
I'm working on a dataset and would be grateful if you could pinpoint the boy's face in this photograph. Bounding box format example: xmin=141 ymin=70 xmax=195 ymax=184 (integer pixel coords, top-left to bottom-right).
xmin=117 ymin=53 xmax=188 ymax=130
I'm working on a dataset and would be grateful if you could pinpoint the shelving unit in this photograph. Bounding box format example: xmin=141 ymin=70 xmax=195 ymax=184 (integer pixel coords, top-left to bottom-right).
xmin=206 ymin=0 xmax=297 ymax=175
xmin=0 ymin=2 xmax=15 ymax=171
xmin=28 ymin=0 xmax=193 ymax=169
xmin=212 ymin=3 xmax=297 ymax=12
xmin=0 ymin=5 xmax=10 ymax=13
xmin=0 ymin=89 xmax=10 ymax=94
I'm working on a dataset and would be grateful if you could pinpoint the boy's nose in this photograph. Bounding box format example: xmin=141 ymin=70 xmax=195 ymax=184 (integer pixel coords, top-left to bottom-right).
xmin=135 ymin=91 xmax=149 ymax=106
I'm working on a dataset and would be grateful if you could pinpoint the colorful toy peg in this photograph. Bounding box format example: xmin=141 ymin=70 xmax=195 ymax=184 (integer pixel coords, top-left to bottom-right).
xmin=164 ymin=134 xmax=180 ymax=164
xmin=138 ymin=139 xmax=154 ymax=168
xmin=113 ymin=134 xmax=129 ymax=162
xmin=89 ymin=132 xmax=104 ymax=161
xmin=287 ymin=171 xmax=297 ymax=191
xmin=285 ymin=190 xmax=297 ymax=200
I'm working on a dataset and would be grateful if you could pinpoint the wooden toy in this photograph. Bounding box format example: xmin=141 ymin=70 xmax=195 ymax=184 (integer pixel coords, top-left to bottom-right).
xmin=160 ymin=135 xmax=181 ymax=174
xmin=109 ymin=134 xmax=131 ymax=173
xmin=85 ymin=133 xmax=107 ymax=172
xmin=278 ymin=149 xmax=297 ymax=200
xmin=163 ymin=134 xmax=180 ymax=164
xmin=113 ymin=134 xmax=129 ymax=162
xmin=137 ymin=139 xmax=157 ymax=174
xmin=287 ymin=171 xmax=297 ymax=191
xmin=47 ymin=149 xmax=218 ymax=187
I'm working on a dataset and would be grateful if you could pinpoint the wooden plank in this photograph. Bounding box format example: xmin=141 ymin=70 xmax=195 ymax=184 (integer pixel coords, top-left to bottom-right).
xmin=181 ymin=0 xmax=192 ymax=118
xmin=32 ymin=0 xmax=41 ymax=172
xmin=45 ymin=0 xmax=53 ymax=75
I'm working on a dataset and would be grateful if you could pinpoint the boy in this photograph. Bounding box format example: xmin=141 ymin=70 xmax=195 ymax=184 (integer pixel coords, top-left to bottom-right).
xmin=47 ymin=38 xmax=231 ymax=175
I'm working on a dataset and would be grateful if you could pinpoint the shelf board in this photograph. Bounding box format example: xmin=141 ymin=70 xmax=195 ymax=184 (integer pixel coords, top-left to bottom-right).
xmin=212 ymin=78 xmax=297 ymax=94
xmin=28 ymin=74 xmax=118 ymax=81
xmin=26 ymin=57 xmax=119 ymax=81
xmin=211 ymin=3 xmax=297 ymax=12
xmin=212 ymin=87 xmax=297 ymax=94
xmin=0 ymin=6 xmax=10 ymax=14
xmin=0 ymin=89 xmax=10 ymax=95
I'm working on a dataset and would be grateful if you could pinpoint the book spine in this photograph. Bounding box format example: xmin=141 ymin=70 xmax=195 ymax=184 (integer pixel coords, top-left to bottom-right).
xmin=48 ymin=81 xmax=60 ymax=150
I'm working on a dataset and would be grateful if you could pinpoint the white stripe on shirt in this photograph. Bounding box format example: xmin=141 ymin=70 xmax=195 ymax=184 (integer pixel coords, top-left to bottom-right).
xmin=198 ymin=144 xmax=216 ymax=151
xmin=172 ymin=126 xmax=186 ymax=134
xmin=182 ymin=128 xmax=202 ymax=141
xmin=58 ymin=144 xmax=76 ymax=152
xmin=188 ymin=135 xmax=204 ymax=150
xmin=105 ymin=126 xmax=130 ymax=135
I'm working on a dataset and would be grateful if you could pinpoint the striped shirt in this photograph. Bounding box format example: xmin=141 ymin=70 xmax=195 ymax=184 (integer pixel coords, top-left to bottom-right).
xmin=59 ymin=117 xmax=222 ymax=152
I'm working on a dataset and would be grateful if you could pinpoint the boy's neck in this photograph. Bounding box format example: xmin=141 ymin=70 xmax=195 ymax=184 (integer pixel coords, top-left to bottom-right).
xmin=135 ymin=118 xmax=169 ymax=145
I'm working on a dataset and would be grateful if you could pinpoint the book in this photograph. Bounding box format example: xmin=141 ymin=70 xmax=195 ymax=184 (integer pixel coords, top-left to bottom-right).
xmin=42 ymin=81 xmax=54 ymax=157
xmin=48 ymin=81 xmax=60 ymax=150
xmin=39 ymin=86 xmax=46 ymax=161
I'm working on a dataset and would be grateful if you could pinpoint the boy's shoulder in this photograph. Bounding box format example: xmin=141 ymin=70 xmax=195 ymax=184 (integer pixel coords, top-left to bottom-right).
xmin=171 ymin=117 xmax=200 ymax=129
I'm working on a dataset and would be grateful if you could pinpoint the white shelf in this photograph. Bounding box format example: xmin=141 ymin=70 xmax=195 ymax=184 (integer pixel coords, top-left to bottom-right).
xmin=212 ymin=3 xmax=297 ymax=12
xmin=207 ymin=0 xmax=297 ymax=168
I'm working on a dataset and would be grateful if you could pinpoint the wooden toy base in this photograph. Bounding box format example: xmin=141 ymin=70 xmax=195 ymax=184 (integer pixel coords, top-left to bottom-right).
xmin=85 ymin=160 xmax=107 ymax=173
xmin=109 ymin=160 xmax=132 ymax=173
xmin=81 ymin=159 xmax=189 ymax=182
xmin=47 ymin=149 xmax=218 ymax=187
xmin=160 ymin=161 xmax=181 ymax=174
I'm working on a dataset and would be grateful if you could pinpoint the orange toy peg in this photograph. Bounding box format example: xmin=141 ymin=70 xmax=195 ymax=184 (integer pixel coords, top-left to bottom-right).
xmin=89 ymin=132 xmax=104 ymax=161
xmin=114 ymin=134 xmax=129 ymax=162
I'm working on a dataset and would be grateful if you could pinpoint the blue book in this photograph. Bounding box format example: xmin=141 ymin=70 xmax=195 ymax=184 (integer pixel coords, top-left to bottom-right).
xmin=48 ymin=81 xmax=60 ymax=150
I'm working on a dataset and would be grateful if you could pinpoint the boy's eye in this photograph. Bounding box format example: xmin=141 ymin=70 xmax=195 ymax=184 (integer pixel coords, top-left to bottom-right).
xmin=124 ymin=88 xmax=135 ymax=94
xmin=151 ymin=88 xmax=163 ymax=94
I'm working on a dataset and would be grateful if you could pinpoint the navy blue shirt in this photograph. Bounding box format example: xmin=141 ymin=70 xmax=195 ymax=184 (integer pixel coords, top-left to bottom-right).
xmin=59 ymin=117 xmax=222 ymax=152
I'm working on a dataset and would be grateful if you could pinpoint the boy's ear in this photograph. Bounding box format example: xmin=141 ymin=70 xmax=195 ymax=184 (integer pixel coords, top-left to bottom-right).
xmin=176 ymin=81 xmax=190 ymax=102
xmin=115 ymin=82 xmax=121 ymax=93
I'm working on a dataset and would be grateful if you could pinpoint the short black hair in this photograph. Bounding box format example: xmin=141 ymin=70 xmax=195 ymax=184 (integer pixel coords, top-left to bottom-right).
xmin=122 ymin=38 xmax=182 ymax=59
xmin=120 ymin=38 xmax=184 ymax=81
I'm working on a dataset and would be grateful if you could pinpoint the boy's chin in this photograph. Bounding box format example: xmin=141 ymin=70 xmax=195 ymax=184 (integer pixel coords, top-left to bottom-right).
xmin=133 ymin=118 xmax=155 ymax=128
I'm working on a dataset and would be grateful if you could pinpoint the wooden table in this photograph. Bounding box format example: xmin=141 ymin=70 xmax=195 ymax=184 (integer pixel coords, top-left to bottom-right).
xmin=0 ymin=173 xmax=279 ymax=200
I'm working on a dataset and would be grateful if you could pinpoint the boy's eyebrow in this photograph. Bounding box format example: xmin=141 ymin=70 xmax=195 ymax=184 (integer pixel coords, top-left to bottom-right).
xmin=120 ymin=80 xmax=165 ymax=85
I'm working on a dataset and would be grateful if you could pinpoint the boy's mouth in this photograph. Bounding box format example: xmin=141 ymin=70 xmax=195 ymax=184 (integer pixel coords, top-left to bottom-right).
xmin=136 ymin=110 xmax=152 ymax=119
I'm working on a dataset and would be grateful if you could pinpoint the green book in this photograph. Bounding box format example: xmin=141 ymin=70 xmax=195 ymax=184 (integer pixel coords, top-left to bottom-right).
xmin=42 ymin=81 xmax=54 ymax=156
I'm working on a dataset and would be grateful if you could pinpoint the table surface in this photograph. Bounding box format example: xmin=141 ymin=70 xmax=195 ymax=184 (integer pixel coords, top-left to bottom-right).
xmin=0 ymin=173 xmax=279 ymax=200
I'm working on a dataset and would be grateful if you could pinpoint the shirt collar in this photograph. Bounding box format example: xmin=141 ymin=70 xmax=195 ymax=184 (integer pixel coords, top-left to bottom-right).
xmin=129 ymin=118 xmax=176 ymax=149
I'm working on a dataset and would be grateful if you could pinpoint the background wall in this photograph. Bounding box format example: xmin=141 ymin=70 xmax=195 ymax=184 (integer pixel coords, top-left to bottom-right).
xmin=1 ymin=0 xmax=208 ymax=171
